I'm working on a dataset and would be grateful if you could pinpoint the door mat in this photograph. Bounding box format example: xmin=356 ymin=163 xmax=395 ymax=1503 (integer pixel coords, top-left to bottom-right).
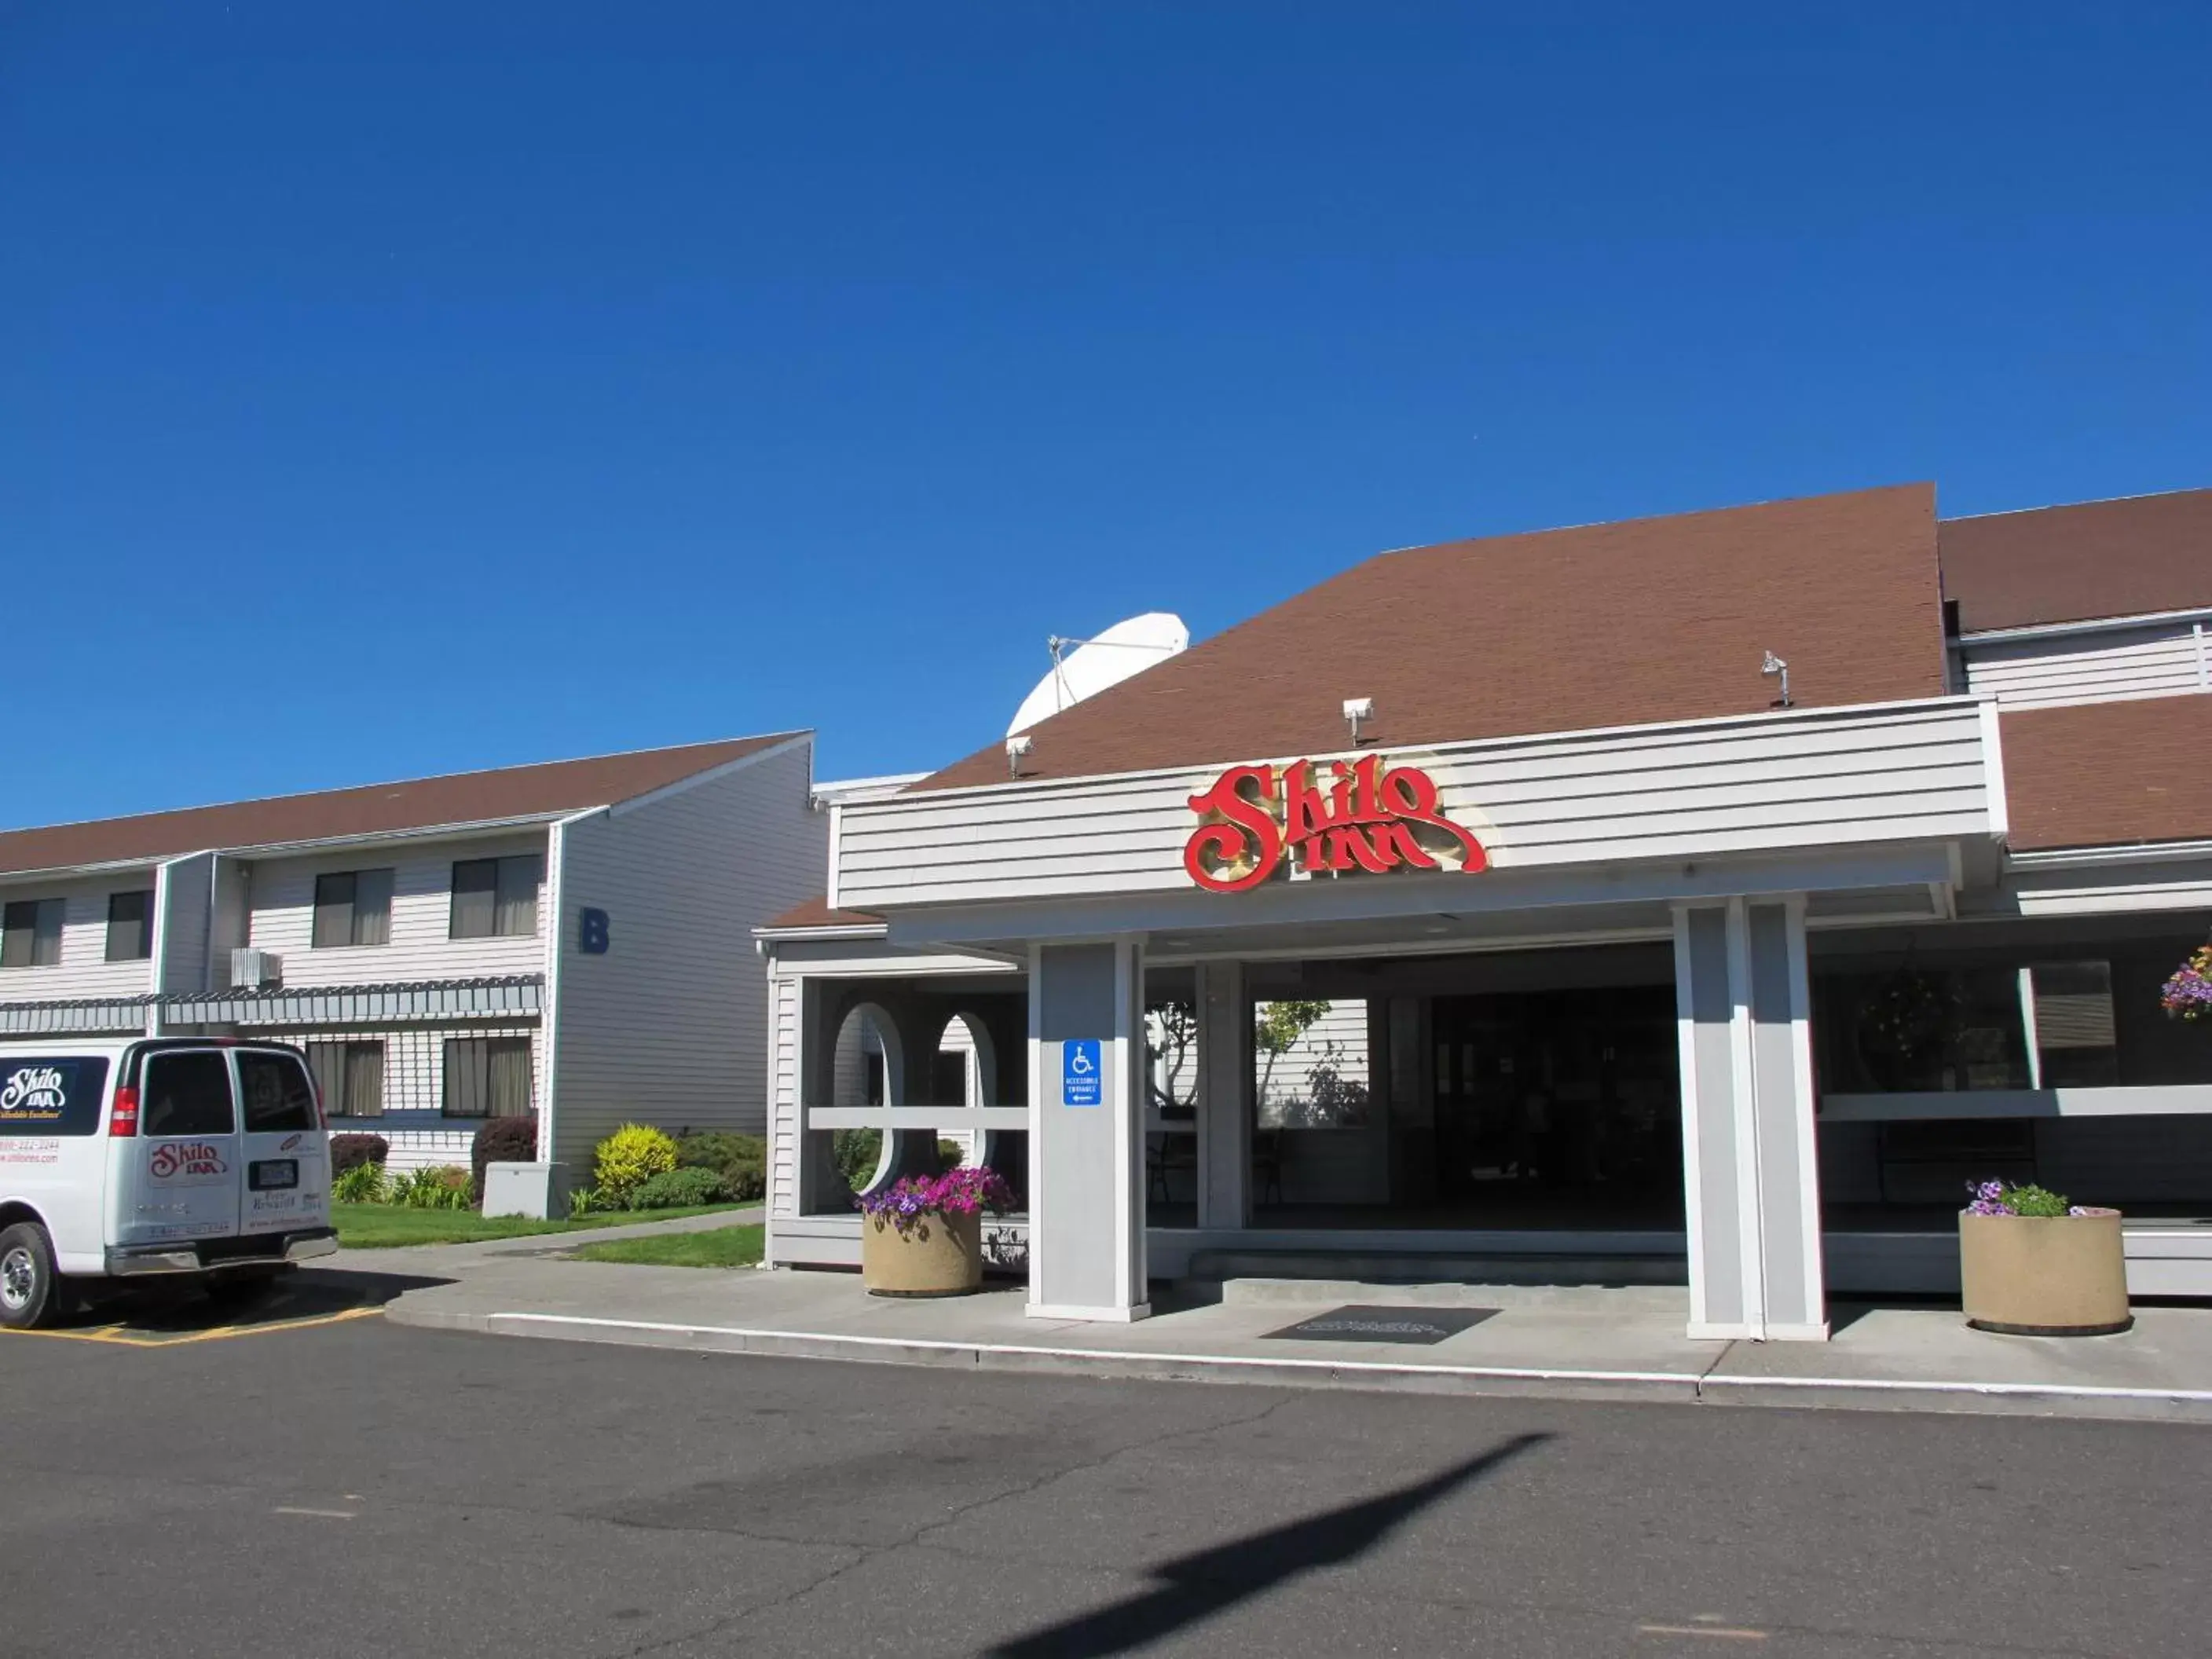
xmin=1262 ymin=1305 xmax=1497 ymax=1346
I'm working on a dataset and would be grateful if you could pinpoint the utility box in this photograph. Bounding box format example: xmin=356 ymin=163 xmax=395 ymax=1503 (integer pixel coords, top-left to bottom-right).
xmin=230 ymin=948 xmax=284 ymax=989
xmin=482 ymin=1162 xmax=569 ymax=1220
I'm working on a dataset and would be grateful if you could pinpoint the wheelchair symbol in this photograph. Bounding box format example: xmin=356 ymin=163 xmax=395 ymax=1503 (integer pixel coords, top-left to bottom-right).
xmin=1068 ymin=1047 xmax=1095 ymax=1075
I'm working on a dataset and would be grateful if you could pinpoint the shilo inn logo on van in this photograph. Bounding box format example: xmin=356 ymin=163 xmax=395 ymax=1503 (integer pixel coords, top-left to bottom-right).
xmin=0 ymin=1066 xmax=68 ymax=1119
xmin=148 ymin=1141 xmax=230 ymax=1184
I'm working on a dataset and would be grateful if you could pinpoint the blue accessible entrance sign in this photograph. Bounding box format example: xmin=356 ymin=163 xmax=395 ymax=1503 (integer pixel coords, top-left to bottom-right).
xmin=1061 ymin=1039 xmax=1102 ymax=1107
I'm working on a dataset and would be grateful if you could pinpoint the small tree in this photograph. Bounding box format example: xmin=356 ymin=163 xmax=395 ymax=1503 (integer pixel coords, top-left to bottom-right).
xmin=1146 ymin=999 xmax=1198 ymax=1111
xmin=1254 ymin=999 xmax=1332 ymax=1108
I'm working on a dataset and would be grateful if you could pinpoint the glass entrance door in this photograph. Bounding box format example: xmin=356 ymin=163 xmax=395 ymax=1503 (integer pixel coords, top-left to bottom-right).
xmin=1430 ymin=987 xmax=1683 ymax=1226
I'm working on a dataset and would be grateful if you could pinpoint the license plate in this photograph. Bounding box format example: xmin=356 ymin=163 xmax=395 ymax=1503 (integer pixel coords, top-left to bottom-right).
xmin=249 ymin=1159 xmax=298 ymax=1191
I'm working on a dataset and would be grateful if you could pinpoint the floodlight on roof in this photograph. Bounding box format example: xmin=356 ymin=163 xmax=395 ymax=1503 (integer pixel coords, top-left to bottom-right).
xmin=1005 ymin=734 xmax=1034 ymax=777
xmin=1342 ymin=697 xmax=1375 ymax=744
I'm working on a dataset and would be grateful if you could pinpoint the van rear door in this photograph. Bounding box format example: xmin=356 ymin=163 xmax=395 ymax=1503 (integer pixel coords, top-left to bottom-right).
xmin=233 ymin=1048 xmax=327 ymax=1237
xmin=122 ymin=1049 xmax=243 ymax=1247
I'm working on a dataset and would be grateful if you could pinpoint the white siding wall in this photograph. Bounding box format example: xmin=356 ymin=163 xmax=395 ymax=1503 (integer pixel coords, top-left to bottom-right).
xmin=767 ymin=976 xmax=800 ymax=1218
xmin=550 ymin=738 xmax=822 ymax=1170
xmin=0 ymin=871 xmax=160 ymax=1004
xmin=837 ymin=700 xmax=1994 ymax=911
xmin=244 ymin=833 xmax=551 ymax=988
xmin=1961 ymin=621 xmax=2210 ymax=710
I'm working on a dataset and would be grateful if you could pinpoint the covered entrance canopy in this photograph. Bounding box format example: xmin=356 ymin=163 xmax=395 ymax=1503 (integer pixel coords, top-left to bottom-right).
xmin=764 ymin=689 xmax=2005 ymax=1343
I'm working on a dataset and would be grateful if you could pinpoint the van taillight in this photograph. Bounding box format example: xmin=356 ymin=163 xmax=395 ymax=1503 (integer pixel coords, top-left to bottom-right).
xmin=109 ymin=1085 xmax=140 ymax=1137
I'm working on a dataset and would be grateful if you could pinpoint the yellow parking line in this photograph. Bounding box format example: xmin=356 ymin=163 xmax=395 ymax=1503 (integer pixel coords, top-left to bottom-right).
xmin=2 ymin=1306 xmax=383 ymax=1346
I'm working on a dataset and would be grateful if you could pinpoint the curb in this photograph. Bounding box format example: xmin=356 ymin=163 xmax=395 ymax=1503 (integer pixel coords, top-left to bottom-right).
xmin=386 ymin=1302 xmax=2212 ymax=1419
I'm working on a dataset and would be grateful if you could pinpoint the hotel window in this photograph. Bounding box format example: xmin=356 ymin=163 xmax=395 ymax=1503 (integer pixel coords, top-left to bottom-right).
xmin=443 ymin=1035 xmax=532 ymax=1118
xmin=105 ymin=890 xmax=154 ymax=962
xmin=449 ymin=855 xmax=542 ymax=940
xmin=2027 ymin=961 xmax=2119 ymax=1088
xmin=306 ymin=1040 xmax=387 ymax=1119
xmin=312 ymin=870 xmax=394 ymax=948
xmin=1 ymin=898 xmax=64 ymax=969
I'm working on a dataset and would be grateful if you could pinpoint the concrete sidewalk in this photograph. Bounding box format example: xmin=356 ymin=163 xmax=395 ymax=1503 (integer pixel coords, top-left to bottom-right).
xmin=317 ymin=1241 xmax=2212 ymax=1422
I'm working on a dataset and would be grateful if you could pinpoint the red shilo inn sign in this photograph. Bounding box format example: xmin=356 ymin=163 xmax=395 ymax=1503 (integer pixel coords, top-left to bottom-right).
xmin=1183 ymin=753 xmax=1489 ymax=893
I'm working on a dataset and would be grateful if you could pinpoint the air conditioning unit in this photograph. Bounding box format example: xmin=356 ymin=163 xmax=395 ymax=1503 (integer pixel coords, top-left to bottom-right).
xmin=231 ymin=948 xmax=283 ymax=990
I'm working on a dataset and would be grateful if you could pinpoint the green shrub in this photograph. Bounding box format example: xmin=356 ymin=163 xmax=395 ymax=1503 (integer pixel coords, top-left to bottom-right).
xmin=832 ymin=1128 xmax=883 ymax=1196
xmin=630 ymin=1166 xmax=726 ymax=1210
xmin=568 ymin=1185 xmax=610 ymax=1218
xmin=331 ymin=1161 xmax=387 ymax=1204
xmin=391 ymin=1165 xmax=474 ymax=1210
xmin=676 ymin=1131 xmax=766 ymax=1203
xmin=593 ymin=1123 xmax=679 ymax=1204
xmin=2004 ymin=1183 xmax=2071 ymax=1218
xmin=937 ymin=1138 xmax=964 ymax=1168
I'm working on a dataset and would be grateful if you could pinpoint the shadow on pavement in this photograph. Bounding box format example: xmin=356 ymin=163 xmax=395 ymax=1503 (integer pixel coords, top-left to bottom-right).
xmin=985 ymin=1431 xmax=1554 ymax=1657
xmin=49 ymin=1265 xmax=452 ymax=1339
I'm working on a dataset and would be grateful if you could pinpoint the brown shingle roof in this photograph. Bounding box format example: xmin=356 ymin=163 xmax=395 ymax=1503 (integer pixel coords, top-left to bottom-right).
xmin=1939 ymin=489 xmax=2212 ymax=634
xmin=0 ymin=734 xmax=806 ymax=877
xmin=761 ymin=895 xmax=883 ymax=932
xmin=917 ymin=485 xmax=1948 ymax=791
xmin=2001 ymin=697 xmax=2212 ymax=851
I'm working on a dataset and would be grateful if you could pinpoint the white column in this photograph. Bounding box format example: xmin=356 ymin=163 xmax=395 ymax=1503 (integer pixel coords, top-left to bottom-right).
xmin=1027 ymin=939 xmax=1150 ymax=1321
xmin=1674 ymin=896 xmax=1828 ymax=1342
xmin=1195 ymin=961 xmax=1251 ymax=1231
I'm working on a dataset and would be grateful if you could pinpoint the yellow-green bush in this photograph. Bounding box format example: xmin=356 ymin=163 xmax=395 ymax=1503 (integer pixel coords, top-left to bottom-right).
xmin=593 ymin=1123 xmax=679 ymax=1203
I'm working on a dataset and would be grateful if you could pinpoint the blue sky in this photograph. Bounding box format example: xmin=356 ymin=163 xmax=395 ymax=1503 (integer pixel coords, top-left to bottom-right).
xmin=4 ymin=3 xmax=2207 ymax=826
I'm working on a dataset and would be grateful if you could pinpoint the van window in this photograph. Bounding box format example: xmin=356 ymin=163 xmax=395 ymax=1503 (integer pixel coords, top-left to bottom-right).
xmin=141 ymin=1052 xmax=236 ymax=1137
xmin=0 ymin=1057 xmax=109 ymax=1137
xmin=238 ymin=1052 xmax=319 ymax=1133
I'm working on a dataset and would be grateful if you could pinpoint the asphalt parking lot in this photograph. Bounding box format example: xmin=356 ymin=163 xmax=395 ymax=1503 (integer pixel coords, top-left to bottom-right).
xmin=4 ymin=1302 xmax=2209 ymax=1658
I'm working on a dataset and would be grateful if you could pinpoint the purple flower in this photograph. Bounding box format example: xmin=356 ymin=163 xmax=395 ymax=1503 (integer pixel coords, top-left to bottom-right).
xmin=857 ymin=1165 xmax=1016 ymax=1232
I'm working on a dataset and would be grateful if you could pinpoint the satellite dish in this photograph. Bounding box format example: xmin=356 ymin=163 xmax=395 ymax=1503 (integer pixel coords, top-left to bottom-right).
xmin=1007 ymin=612 xmax=1189 ymax=737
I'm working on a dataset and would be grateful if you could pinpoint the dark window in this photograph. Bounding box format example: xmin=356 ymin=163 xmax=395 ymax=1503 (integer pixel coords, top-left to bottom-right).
xmin=141 ymin=1052 xmax=236 ymax=1137
xmin=105 ymin=890 xmax=153 ymax=962
xmin=442 ymin=1035 xmax=532 ymax=1117
xmin=238 ymin=1051 xmax=320 ymax=1133
xmin=933 ymin=1049 xmax=969 ymax=1105
xmin=307 ymin=1041 xmax=386 ymax=1119
xmin=2 ymin=898 xmax=65 ymax=969
xmin=0 ymin=1057 xmax=109 ymax=1137
xmin=449 ymin=855 xmax=543 ymax=940
xmin=312 ymin=870 xmax=394 ymax=949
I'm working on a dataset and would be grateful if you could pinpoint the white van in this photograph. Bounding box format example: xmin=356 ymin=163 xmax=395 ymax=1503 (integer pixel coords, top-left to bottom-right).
xmin=0 ymin=1038 xmax=336 ymax=1329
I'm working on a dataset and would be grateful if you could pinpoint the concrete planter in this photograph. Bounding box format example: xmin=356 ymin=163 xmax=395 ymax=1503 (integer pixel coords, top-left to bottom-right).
xmin=1959 ymin=1208 xmax=2132 ymax=1336
xmin=861 ymin=1207 xmax=983 ymax=1298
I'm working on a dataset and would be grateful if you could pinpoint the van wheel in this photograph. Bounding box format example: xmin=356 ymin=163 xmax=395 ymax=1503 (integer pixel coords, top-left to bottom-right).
xmin=0 ymin=1222 xmax=60 ymax=1330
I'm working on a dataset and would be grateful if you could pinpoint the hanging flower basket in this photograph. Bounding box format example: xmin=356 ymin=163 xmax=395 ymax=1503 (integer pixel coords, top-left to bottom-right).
xmin=857 ymin=1166 xmax=1014 ymax=1298
xmin=1959 ymin=1181 xmax=2131 ymax=1337
xmin=2160 ymin=941 xmax=2212 ymax=1022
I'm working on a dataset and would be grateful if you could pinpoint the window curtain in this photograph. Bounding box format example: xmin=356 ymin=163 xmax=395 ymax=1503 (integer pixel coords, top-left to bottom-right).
xmin=344 ymin=1042 xmax=386 ymax=1117
xmin=443 ymin=1038 xmax=489 ymax=1116
xmin=105 ymin=891 xmax=152 ymax=962
xmin=493 ymin=855 xmax=542 ymax=939
xmin=351 ymin=870 xmax=394 ymax=947
xmin=449 ymin=862 xmax=497 ymax=940
xmin=487 ymin=1037 xmax=532 ymax=1118
xmin=30 ymin=899 xmax=63 ymax=967
xmin=306 ymin=1042 xmax=347 ymax=1115
xmin=313 ymin=873 xmax=357 ymax=949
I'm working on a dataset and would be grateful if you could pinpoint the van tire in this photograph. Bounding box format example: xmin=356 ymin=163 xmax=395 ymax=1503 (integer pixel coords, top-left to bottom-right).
xmin=0 ymin=1221 xmax=60 ymax=1330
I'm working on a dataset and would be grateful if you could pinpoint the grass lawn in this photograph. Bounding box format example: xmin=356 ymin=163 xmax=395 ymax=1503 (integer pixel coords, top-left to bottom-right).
xmin=567 ymin=1224 xmax=766 ymax=1269
xmin=332 ymin=1203 xmax=743 ymax=1249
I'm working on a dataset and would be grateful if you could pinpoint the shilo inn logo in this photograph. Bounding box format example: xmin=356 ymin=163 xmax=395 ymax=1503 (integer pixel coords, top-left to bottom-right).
xmin=0 ymin=1066 xmax=68 ymax=1117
